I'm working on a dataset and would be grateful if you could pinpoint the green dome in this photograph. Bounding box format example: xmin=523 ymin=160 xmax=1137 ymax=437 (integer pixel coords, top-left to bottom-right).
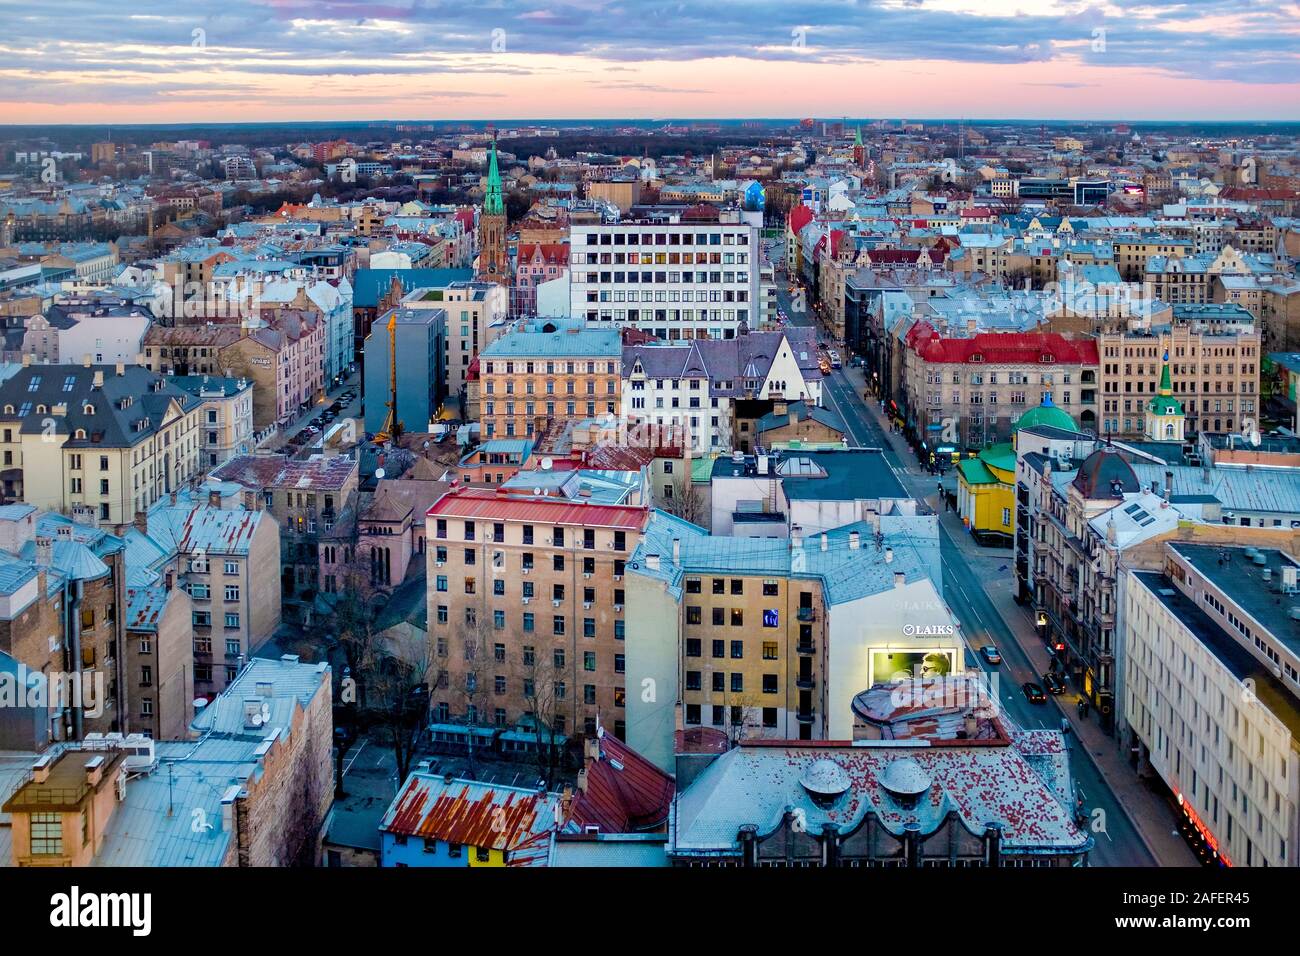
xmin=1014 ymin=395 xmax=1076 ymax=434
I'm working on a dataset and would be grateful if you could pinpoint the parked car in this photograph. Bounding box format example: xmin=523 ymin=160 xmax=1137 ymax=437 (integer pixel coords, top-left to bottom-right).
xmin=1043 ymin=672 xmax=1066 ymax=695
xmin=980 ymin=645 xmax=1002 ymax=666
xmin=1022 ymin=682 xmax=1048 ymax=704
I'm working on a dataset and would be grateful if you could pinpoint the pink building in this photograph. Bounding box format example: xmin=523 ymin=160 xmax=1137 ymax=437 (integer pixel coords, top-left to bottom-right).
xmin=512 ymin=242 xmax=568 ymax=316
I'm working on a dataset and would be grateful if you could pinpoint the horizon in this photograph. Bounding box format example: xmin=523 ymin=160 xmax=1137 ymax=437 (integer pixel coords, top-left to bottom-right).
xmin=1 ymin=0 xmax=1297 ymax=124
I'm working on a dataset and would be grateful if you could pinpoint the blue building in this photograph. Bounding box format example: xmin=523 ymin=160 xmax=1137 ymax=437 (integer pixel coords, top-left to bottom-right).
xmin=363 ymin=307 xmax=447 ymax=436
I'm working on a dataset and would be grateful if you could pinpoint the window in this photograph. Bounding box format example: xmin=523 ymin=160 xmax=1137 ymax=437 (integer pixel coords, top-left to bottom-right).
xmin=30 ymin=813 xmax=62 ymax=855
xmin=730 ymin=640 xmax=744 ymax=659
xmin=584 ymin=651 xmax=596 ymax=671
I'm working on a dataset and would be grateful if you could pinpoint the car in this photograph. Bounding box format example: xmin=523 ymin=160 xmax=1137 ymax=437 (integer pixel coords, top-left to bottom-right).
xmin=979 ymin=646 xmax=1002 ymax=666
xmin=1043 ymin=672 xmax=1066 ymax=695
xmin=1022 ymin=682 xmax=1048 ymax=704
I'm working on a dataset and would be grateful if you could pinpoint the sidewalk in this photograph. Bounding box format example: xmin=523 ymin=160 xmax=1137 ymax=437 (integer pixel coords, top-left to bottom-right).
xmin=837 ymin=363 xmax=1198 ymax=866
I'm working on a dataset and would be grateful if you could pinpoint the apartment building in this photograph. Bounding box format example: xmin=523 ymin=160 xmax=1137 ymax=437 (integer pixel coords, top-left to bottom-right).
xmin=426 ymin=486 xmax=648 ymax=745
xmin=401 ymin=279 xmax=509 ymax=400
xmin=622 ymin=327 xmax=823 ymax=454
xmin=169 ymin=375 xmax=255 ymax=468
xmin=0 ymin=363 xmax=202 ymax=525
xmin=478 ymin=320 xmax=623 ymax=440
xmin=1 ymin=655 xmax=333 ymax=866
xmin=626 ymin=512 xmax=959 ymax=771
xmin=126 ymin=494 xmax=282 ymax=699
xmin=901 ymin=324 xmax=1100 ymax=449
xmin=210 ymin=454 xmax=358 ymax=626
xmin=512 ymin=243 xmax=569 ymax=318
xmin=569 ymin=220 xmax=760 ymax=340
xmin=144 ymin=310 xmax=325 ymax=430
xmin=1096 ymin=325 xmax=1260 ymax=438
xmin=1124 ymin=543 xmax=1300 ymax=867
xmin=123 ymin=582 xmax=192 ymax=739
xmin=362 ymin=307 xmax=447 ymax=436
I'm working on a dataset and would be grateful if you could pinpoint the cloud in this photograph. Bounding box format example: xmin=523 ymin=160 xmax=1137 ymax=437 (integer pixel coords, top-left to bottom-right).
xmin=0 ymin=0 xmax=1294 ymax=112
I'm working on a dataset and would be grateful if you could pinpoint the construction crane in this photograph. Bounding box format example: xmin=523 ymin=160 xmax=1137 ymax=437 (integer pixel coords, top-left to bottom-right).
xmin=373 ymin=310 xmax=402 ymax=444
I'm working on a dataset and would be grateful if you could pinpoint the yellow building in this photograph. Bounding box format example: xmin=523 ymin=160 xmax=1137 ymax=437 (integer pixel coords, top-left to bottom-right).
xmin=957 ymin=397 xmax=1077 ymax=546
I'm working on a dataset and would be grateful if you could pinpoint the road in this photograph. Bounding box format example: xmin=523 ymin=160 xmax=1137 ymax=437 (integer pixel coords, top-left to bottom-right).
xmin=772 ymin=270 xmax=1156 ymax=866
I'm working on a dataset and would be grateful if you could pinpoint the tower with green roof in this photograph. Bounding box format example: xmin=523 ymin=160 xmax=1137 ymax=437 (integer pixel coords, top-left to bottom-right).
xmin=1145 ymin=350 xmax=1185 ymax=443
xmin=476 ymin=136 xmax=509 ymax=285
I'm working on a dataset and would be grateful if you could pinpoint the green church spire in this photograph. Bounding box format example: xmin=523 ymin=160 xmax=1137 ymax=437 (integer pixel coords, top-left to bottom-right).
xmin=484 ymin=139 xmax=504 ymax=217
xmin=1158 ymin=349 xmax=1173 ymax=396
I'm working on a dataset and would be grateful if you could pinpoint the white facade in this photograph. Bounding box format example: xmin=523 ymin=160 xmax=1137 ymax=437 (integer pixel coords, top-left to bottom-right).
xmin=1123 ymin=551 xmax=1300 ymax=868
xmin=570 ymin=221 xmax=760 ymax=340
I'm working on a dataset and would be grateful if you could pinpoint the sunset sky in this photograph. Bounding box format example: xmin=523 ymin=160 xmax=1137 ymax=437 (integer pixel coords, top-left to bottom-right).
xmin=1 ymin=0 xmax=1297 ymax=124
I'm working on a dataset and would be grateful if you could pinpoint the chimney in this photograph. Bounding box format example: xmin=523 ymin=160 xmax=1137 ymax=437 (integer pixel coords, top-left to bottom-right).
xmin=645 ymin=553 xmax=661 ymax=571
xmin=133 ymin=510 xmax=148 ymax=534
xmin=208 ymin=489 xmax=222 ymax=508
xmin=34 ymin=535 xmax=52 ymax=566
xmin=672 ymin=537 xmax=680 ymax=562
xmin=894 ymin=570 xmax=906 ymax=589
xmin=1164 ymin=469 xmax=1173 ymax=501
xmin=964 ymin=715 xmax=978 ymax=738
xmin=791 ymin=525 xmax=803 ymax=549
xmin=84 ymin=755 xmax=105 ymax=787
xmin=31 ymin=754 xmax=53 ymax=784
xmin=91 ymin=370 xmax=104 ymax=389
xmin=820 ymin=532 xmax=828 ymax=552
xmin=115 ymin=362 xmax=125 ymax=376
xmin=82 ymin=354 xmax=92 ymax=368
xmin=21 ymin=353 xmax=31 ymax=367
xmin=169 ymin=491 xmax=177 ymax=507
xmin=885 ymin=546 xmax=894 ymax=564
xmin=849 ymin=530 xmax=860 ymax=550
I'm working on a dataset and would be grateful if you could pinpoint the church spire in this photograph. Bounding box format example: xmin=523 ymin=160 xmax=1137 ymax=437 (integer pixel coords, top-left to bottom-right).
xmin=1158 ymin=348 xmax=1173 ymax=396
xmin=485 ymin=138 xmax=504 ymax=217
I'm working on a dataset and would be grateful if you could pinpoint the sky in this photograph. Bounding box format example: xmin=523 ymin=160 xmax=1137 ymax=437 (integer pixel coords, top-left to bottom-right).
xmin=0 ymin=0 xmax=1298 ymax=124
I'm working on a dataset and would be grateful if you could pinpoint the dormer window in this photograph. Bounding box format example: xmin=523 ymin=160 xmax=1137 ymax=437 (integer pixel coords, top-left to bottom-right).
xmin=83 ymin=404 xmax=95 ymax=415
xmin=970 ymin=353 xmax=984 ymax=363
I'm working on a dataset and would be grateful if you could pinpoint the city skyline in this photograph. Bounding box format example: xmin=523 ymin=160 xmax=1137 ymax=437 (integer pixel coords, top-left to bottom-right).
xmin=1 ymin=0 xmax=1298 ymax=124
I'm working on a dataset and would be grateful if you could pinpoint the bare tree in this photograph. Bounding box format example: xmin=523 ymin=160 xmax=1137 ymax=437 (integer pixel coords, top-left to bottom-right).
xmin=430 ymin=615 xmax=493 ymax=780
xmin=725 ymin=692 xmax=763 ymax=748
xmin=364 ymin=630 xmax=430 ymax=785
xmin=517 ymin=647 xmax=568 ymax=790
xmin=659 ymin=470 xmax=706 ymax=526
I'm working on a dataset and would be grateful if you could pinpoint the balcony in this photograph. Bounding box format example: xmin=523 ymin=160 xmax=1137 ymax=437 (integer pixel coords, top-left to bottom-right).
xmin=796 ymin=709 xmax=816 ymax=724
xmin=796 ymin=607 xmax=817 ymax=623
xmin=796 ymin=642 xmax=816 ymax=656
xmin=796 ymin=675 xmax=815 ymax=690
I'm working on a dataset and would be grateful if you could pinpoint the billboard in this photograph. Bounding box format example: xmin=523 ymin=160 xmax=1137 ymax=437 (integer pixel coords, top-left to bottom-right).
xmin=869 ymin=649 xmax=957 ymax=685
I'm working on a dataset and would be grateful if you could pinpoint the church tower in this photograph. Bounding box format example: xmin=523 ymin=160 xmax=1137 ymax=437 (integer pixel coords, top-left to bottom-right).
xmin=476 ymin=138 xmax=509 ymax=285
xmin=1145 ymin=350 xmax=1186 ymax=443
xmin=853 ymin=126 xmax=865 ymax=168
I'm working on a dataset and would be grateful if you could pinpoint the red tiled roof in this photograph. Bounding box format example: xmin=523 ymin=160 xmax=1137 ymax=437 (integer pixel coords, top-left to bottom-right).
xmin=427 ymin=486 xmax=649 ymax=530
xmin=788 ymin=204 xmax=814 ymax=235
xmin=517 ymin=242 xmax=569 ymax=266
xmin=906 ymin=324 xmax=1098 ymax=365
xmin=568 ymin=732 xmax=675 ymax=834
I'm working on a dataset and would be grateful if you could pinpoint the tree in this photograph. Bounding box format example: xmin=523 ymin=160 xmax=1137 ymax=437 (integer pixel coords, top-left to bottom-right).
xmin=516 ymin=648 xmax=568 ymax=790
xmin=725 ymin=692 xmax=763 ymax=747
xmin=430 ymin=614 xmax=493 ymax=781
xmin=659 ymin=470 xmax=706 ymax=526
xmin=364 ymin=631 xmax=430 ymax=785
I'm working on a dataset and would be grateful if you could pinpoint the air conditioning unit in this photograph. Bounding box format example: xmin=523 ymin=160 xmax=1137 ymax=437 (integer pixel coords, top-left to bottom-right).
xmin=614 ymin=604 xmax=624 ymax=612
xmin=583 ymin=573 xmax=592 ymax=579
xmin=583 ymin=602 xmax=592 ymax=609
xmin=522 ymin=567 xmax=531 ymax=575
xmin=553 ymin=599 xmax=562 ymax=607
xmin=435 ymin=561 xmax=444 ymax=568
xmin=522 ymin=597 xmax=530 ymax=605
xmin=614 ymin=574 xmax=623 ymax=582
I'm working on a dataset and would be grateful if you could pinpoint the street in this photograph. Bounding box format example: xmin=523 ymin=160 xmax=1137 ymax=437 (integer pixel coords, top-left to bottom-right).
xmin=772 ymin=267 xmax=1164 ymax=866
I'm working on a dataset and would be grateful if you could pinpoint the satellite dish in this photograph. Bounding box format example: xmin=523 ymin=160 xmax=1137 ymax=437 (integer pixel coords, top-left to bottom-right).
xmin=1249 ymin=429 xmax=1261 ymax=447
xmin=540 ymin=457 xmax=553 ymax=470
xmin=375 ymin=467 xmax=386 ymax=480
xmin=533 ymin=487 xmax=542 ymax=496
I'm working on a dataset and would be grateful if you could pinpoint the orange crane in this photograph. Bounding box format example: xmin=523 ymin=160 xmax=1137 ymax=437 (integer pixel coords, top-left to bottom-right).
xmin=373 ymin=310 xmax=402 ymax=443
